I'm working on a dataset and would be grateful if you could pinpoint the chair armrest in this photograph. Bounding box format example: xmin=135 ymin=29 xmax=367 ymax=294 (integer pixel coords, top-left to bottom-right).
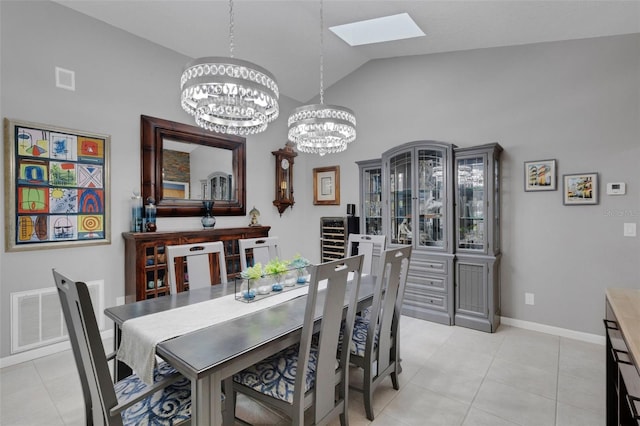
xmin=109 ymin=371 xmax=183 ymax=416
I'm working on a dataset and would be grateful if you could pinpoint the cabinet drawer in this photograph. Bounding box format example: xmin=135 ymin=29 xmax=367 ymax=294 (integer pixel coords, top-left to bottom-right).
xmin=404 ymin=288 xmax=447 ymax=311
xmin=410 ymin=256 xmax=448 ymax=274
xmin=408 ymin=273 xmax=446 ymax=291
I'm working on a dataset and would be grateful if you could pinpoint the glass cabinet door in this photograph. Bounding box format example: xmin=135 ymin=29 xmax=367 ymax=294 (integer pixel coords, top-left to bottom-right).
xmin=417 ymin=148 xmax=446 ymax=248
xmin=457 ymin=155 xmax=486 ymax=251
xmin=389 ymin=152 xmax=412 ymax=245
xmin=363 ymin=166 xmax=383 ymax=235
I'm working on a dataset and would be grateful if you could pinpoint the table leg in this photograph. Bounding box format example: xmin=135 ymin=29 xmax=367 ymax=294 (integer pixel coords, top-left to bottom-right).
xmin=192 ymin=372 xmax=224 ymax=426
xmin=113 ymin=324 xmax=132 ymax=381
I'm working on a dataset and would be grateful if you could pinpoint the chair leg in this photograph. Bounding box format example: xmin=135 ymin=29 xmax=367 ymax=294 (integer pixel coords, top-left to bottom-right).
xmin=340 ymin=410 xmax=349 ymax=426
xmin=391 ymin=362 xmax=400 ymax=390
xmin=363 ymin=366 xmax=374 ymax=421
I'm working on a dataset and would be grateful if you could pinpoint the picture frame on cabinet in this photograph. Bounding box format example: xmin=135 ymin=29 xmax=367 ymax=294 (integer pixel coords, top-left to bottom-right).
xmin=563 ymin=172 xmax=598 ymax=205
xmin=524 ymin=159 xmax=557 ymax=191
xmin=4 ymin=118 xmax=111 ymax=252
xmin=313 ymin=166 xmax=340 ymax=205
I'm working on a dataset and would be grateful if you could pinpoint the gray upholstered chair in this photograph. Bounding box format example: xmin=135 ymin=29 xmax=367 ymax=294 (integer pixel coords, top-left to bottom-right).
xmin=343 ymin=245 xmax=412 ymax=421
xmin=52 ymin=269 xmax=192 ymax=425
xmin=238 ymin=236 xmax=281 ymax=270
xmin=231 ymin=254 xmax=364 ymax=425
xmin=166 ymin=240 xmax=228 ymax=294
xmin=346 ymin=234 xmax=387 ymax=275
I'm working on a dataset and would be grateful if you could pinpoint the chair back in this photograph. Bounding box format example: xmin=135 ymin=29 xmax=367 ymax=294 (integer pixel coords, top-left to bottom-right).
xmin=369 ymin=245 xmax=412 ymax=375
xmin=166 ymin=241 xmax=227 ymax=294
xmin=294 ymin=254 xmax=363 ymax=425
xmin=346 ymin=234 xmax=387 ymax=275
xmin=53 ymin=269 xmax=123 ymax=425
xmin=238 ymin=236 xmax=280 ymax=270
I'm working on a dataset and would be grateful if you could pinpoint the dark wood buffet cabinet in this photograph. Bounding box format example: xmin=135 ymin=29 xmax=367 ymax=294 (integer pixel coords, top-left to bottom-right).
xmin=605 ymin=288 xmax=640 ymax=426
xmin=122 ymin=226 xmax=270 ymax=302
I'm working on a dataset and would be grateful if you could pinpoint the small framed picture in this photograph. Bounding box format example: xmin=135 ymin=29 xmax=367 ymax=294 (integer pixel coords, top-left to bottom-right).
xmin=313 ymin=166 xmax=340 ymax=205
xmin=524 ymin=159 xmax=557 ymax=191
xmin=563 ymin=172 xmax=598 ymax=205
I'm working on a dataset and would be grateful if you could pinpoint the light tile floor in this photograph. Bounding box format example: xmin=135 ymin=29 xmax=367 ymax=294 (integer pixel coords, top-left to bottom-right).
xmin=0 ymin=316 xmax=605 ymax=425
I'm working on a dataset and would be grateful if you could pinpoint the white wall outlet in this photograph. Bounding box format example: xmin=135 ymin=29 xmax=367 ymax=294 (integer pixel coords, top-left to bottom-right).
xmin=525 ymin=292 xmax=535 ymax=305
xmin=116 ymin=296 xmax=125 ymax=306
xmin=624 ymin=223 xmax=636 ymax=237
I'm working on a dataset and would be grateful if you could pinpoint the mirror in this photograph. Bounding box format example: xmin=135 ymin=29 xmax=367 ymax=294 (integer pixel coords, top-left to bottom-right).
xmin=141 ymin=115 xmax=246 ymax=217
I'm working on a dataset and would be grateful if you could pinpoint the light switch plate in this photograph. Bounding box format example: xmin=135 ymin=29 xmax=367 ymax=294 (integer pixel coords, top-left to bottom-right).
xmin=624 ymin=223 xmax=636 ymax=237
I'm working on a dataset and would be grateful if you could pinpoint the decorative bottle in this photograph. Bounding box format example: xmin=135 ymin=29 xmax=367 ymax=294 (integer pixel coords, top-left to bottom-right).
xmin=130 ymin=191 xmax=143 ymax=232
xmin=144 ymin=197 xmax=157 ymax=232
xmin=201 ymin=200 xmax=216 ymax=229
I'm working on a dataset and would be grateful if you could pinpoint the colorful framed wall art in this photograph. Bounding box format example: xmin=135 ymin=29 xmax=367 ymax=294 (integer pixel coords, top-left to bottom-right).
xmin=524 ymin=159 xmax=557 ymax=191
xmin=4 ymin=118 xmax=111 ymax=251
xmin=563 ymin=172 xmax=598 ymax=205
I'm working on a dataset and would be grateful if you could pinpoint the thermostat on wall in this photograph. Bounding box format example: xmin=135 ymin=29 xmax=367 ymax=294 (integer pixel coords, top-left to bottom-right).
xmin=606 ymin=182 xmax=626 ymax=195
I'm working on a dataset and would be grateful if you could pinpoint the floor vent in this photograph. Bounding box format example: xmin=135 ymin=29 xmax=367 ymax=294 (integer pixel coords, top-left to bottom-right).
xmin=11 ymin=280 xmax=104 ymax=354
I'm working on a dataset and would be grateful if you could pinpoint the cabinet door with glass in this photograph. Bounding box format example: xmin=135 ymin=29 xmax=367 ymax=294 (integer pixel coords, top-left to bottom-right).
xmin=387 ymin=150 xmax=413 ymax=245
xmin=454 ymin=143 xmax=502 ymax=255
xmin=383 ymin=141 xmax=453 ymax=252
xmin=416 ymin=147 xmax=450 ymax=250
xmin=356 ymin=159 xmax=383 ymax=235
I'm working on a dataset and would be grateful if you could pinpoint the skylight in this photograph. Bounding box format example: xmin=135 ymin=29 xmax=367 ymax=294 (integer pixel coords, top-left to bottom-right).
xmin=329 ymin=13 xmax=425 ymax=47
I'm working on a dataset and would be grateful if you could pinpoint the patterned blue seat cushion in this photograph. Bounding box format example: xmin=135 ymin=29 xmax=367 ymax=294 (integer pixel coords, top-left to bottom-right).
xmin=116 ymin=361 xmax=191 ymax=425
xmin=340 ymin=316 xmax=379 ymax=358
xmin=233 ymin=344 xmax=318 ymax=404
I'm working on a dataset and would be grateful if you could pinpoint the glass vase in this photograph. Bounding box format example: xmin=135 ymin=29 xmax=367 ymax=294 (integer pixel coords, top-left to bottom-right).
xmin=201 ymin=201 xmax=216 ymax=229
xmin=271 ymin=273 xmax=284 ymax=292
xmin=296 ymin=267 xmax=309 ymax=284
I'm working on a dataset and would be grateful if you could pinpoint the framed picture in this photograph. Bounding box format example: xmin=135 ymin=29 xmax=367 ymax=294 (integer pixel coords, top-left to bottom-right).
xmin=563 ymin=172 xmax=598 ymax=205
xmin=524 ymin=159 xmax=557 ymax=191
xmin=4 ymin=118 xmax=111 ymax=251
xmin=313 ymin=166 xmax=340 ymax=205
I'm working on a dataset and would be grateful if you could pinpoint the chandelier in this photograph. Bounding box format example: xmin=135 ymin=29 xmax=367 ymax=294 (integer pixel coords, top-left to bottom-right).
xmin=287 ymin=0 xmax=356 ymax=155
xmin=180 ymin=0 xmax=279 ymax=136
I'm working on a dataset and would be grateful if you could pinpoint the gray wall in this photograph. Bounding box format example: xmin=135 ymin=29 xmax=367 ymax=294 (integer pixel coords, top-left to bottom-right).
xmin=315 ymin=34 xmax=640 ymax=335
xmin=0 ymin=0 xmax=308 ymax=359
xmin=1 ymin=0 xmax=638 ymax=359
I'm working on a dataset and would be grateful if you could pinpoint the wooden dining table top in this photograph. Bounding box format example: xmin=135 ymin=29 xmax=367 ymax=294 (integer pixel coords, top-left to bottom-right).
xmin=104 ymin=274 xmax=375 ymax=425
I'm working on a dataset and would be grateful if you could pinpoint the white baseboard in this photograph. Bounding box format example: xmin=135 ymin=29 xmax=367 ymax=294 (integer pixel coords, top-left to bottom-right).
xmin=500 ymin=316 xmax=605 ymax=345
xmin=0 ymin=330 xmax=112 ymax=369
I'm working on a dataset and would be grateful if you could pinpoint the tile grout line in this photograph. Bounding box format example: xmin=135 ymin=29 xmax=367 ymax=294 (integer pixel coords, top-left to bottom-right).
xmin=554 ymin=337 xmax=562 ymax=426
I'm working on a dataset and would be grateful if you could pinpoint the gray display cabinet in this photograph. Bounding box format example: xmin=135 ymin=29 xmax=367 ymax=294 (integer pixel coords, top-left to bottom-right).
xmin=356 ymin=159 xmax=383 ymax=235
xmin=454 ymin=143 xmax=503 ymax=332
xmin=381 ymin=141 xmax=456 ymax=325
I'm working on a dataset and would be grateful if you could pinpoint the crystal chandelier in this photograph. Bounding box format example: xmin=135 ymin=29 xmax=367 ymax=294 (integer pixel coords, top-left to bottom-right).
xmin=180 ymin=0 xmax=279 ymax=136
xmin=287 ymin=0 xmax=356 ymax=155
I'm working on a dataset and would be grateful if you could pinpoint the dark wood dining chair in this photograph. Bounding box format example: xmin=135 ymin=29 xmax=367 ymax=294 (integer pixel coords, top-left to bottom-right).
xmin=166 ymin=240 xmax=228 ymax=294
xmin=238 ymin=236 xmax=281 ymax=270
xmin=346 ymin=233 xmax=387 ymax=275
xmin=343 ymin=245 xmax=412 ymax=421
xmin=231 ymin=254 xmax=364 ymax=425
xmin=52 ymin=269 xmax=192 ymax=425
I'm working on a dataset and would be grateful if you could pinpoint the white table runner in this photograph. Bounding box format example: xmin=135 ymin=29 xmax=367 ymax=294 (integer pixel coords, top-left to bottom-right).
xmin=117 ymin=284 xmax=314 ymax=385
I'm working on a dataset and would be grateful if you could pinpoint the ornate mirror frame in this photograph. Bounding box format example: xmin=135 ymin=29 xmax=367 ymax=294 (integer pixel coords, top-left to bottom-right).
xmin=141 ymin=115 xmax=246 ymax=217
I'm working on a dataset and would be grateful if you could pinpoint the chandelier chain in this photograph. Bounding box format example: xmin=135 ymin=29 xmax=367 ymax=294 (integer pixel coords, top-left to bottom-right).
xmin=229 ymin=0 xmax=234 ymax=58
xmin=319 ymin=0 xmax=324 ymax=104
xmin=286 ymin=0 xmax=356 ymax=154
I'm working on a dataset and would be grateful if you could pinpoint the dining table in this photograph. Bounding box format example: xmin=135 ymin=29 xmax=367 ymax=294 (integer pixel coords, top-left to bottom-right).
xmin=104 ymin=274 xmax=375 ymax=426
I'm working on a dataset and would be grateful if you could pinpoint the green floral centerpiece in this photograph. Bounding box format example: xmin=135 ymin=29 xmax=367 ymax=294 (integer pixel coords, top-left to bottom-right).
xmin=264 ymin=258 xmax=289 ymax=291
xmin=289 ymin=254 xmax=311 ymax=284
xmin=240 ymin=263 xmax=263 ymax=299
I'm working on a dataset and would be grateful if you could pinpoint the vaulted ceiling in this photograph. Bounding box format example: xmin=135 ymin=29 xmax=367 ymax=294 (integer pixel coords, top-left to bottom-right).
xmin=53 ymin=0 xmax=640 ymax=103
